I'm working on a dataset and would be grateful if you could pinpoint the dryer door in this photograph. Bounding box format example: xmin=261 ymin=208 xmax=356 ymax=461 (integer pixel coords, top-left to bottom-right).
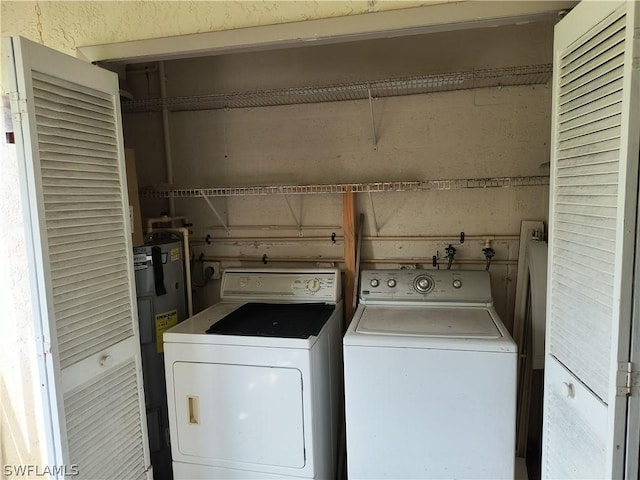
xmin=172 ymin=362 xmax=305 ymax=469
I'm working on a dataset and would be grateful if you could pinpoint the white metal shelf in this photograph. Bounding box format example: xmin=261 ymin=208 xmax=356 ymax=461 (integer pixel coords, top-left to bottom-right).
xmin=139 ymin=176 xmax=550 ymax=198
xmin=122 ymin=64 xmax=552 ymax=113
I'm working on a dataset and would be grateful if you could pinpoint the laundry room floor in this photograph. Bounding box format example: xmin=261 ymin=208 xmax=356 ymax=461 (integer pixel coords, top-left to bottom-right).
xmin=515 ymin=458 xmax=530 ymax=480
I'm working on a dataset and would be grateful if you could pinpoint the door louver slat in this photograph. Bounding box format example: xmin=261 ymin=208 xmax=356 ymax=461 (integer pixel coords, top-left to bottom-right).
xmin=50 ymin=249 xmax=127 ymax=269
xmin=552 ymin=296 xmax=611 ymax=325
xmin=36 ymin=115 xmax=115 ymax=137
xmin=57 ymin=291 xmax=130 ymax=320
xmin=554 ymin=238 xmax=616 ymax=257
xmin=559 ymin=41 xmax=625 ymax=87
xmin=560 ymin=13 xmax=625 ymax=65
xmin=48 ymin=231 xmax=125 ymax=248
xmin=52 ymin=272 xmax=127 ymax=297
xmin=32 ymin=71 xmax=113 ymax=105
xmin=554 ymin=226 xmax=616 ymax=246
xmin=38 ymin=125 xmax=116 ymax=145
xmin=559 ymin=66 xmax=623 ymax=107
xmin=41 ymin=155 xmax=120 ymax=171
xmin=558 ymin=127 xmax=621 ymax=151
xmin=35 ymin=109 xmax=115 ymax=132
xmin=42 ymin=168 xmax=120 ymax=182
xmin=53 ymin=281 xmax=130 ymax=311
xmin=38 ymin=133 xmax=118 ymax=153
xmin=559 ymin=56 xmax=624 ymax=98
xmin=559 ymin=87 xmax=622 ymax=121
xmin=59 ymin=317 xmax=132 ymax=355
xmin=549 ymin=14 xmax=626 ymax=403
xmin=33 ymin=98 xmax=115 ymax=124
xmin=47 ymin=215 xmax=125 ymax=230
xmin=556 ymin=197 xmax=617 ymax=207
xmin=53 ymin=265 xmax=129 ymax=287
xmin=65 ymin=360 xmax=147 ymax=480
xmin=49 ymin=240 xmax=124 ymax=259
xmin=560 ymin=33 xmax=625 ymax=79
xmin=39 ymin=143 xmax=117 ymax=160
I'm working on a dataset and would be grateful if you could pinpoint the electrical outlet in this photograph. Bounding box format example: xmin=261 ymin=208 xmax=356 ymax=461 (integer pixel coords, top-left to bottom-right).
xmin=202 ymin=261 xmax=221 ymax=280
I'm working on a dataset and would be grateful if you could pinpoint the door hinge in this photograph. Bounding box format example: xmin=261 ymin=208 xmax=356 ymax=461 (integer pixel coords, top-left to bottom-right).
xmin=616 ymin=362 xmax=639 ymax=397
xmin=8 ymin=91 xmax=28 ymax=116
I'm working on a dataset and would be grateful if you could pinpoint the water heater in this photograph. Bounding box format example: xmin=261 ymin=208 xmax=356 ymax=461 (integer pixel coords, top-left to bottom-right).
xmin=134 ymin=231 xmax=187 ymax=480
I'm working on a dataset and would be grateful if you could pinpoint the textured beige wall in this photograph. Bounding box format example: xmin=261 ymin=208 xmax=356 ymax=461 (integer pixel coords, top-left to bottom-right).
xmin=1 ymin=0 xmax=445 ymax=57
xmin=0 ymin=115 xmax=46 ymax=479
xmin=123 ymin=20 xmax=553 ymax=327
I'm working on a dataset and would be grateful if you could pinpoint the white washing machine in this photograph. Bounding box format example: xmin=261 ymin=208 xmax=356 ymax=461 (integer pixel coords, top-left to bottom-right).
xmin=343 ymin=269 xmax=517 ymax=479
xmin=164 ymin=268 xmax=343 ymax=479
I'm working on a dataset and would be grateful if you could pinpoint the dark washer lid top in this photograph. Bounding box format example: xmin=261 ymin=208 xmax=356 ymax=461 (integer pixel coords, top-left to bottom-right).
xmin=206 ymin=302 xmax=335 ymax=339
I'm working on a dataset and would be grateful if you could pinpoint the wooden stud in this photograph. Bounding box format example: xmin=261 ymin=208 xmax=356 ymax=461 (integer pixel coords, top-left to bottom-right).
xmin=343 ymin=190 xmax=356 ymax=325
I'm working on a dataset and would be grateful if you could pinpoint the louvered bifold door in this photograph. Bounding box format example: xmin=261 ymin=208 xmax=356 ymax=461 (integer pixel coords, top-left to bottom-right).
xmin=543 ymin=2 xmax=640 ymax=479
xmin=5 ymin=37 xmax=151 ymax=479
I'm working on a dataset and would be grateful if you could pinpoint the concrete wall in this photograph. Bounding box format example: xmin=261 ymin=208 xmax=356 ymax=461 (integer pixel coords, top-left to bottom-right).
xmin=124 ymin=21 xmax=553 ymax=328
xmin=0 ymin=108 xmax=47 ymax=480
xmin=1 ymin=0 xmax=442 ymax=57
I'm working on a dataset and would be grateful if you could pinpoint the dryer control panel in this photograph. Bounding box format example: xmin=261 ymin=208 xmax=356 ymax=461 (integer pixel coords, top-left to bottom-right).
xmin=360 ymin=269 xmax=492 ymax=305
xmin=221 ymin=268 xmax=341 ymax=303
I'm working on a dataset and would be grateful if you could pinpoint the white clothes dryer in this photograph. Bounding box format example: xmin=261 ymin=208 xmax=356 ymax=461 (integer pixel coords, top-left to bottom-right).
xmin=164 ymin=268 xmax=343 ymax=479
xmin=343 ymin=269 xmax=517 ymax=479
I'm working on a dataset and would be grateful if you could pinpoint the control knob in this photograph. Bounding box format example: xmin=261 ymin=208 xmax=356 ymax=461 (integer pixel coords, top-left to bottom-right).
xmin=307 ymin=278 xmax=321 ymax=292
xmin=370 ymin=278 xmax=380 ymax=288
xmin=414 ymin=274 xmax=434 ymax=293
xmin=452 ymin=279 xmax=462 ymax=289
xmin=387 ymin=279 xmax=397 ymax=288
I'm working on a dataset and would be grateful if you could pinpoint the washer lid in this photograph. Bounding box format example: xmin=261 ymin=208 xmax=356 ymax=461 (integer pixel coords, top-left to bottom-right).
xmin=356 ymin=306 xmax=501 ymax=339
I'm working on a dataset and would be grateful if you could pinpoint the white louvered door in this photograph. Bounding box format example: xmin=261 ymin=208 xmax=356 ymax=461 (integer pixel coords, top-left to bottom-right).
xmin=4 ymin=37 xmax=151 ymax=479
xmin=544 ymin=2 xmax=639 ymax=479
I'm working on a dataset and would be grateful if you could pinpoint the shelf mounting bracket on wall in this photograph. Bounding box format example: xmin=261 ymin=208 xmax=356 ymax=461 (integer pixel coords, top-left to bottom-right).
xmin=201 ymin=191 xmax=231 ymax=236
xmin=367 ymin=191 xmax=381 ymax=236
xmin=282 ymin=193 xmax=303 ymax=236
xmin=367 ymin=87 xmax=378 ymax=150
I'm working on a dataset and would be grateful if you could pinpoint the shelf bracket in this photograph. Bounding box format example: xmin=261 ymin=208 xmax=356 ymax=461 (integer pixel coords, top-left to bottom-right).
xmin=367 ymin=191 xmax=380 ymax=236
xmin=201 ymin=192 xmax=231 ymax=236
xmin=367 ymin=87 xmax=378 ymax=150
xmin=282 ymin=194 xmax=303 ymax=236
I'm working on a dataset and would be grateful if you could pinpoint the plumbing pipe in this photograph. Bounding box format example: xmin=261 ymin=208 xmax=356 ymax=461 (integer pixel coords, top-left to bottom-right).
xmin=190 ymin=233 xmax=519 ymax=244
xmin=363 ymin=235 xmax=520 ymax=242
xmin=190 ymin=236 xmax=344 ymax=244
xmin=199 ymin=255 xmax=517 ymax=266
xmin=148 ymin=226 xmax=193 ymax=318
xmin=206 ymin=225 xmax=342 ymax=231
xmin=146 ymin=215 xmax=187 ymax=233
xmin=159 ymin=61 xmax=175 ymax=216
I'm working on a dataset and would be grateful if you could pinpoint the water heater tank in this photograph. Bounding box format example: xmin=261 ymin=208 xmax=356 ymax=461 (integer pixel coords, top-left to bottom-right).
xmin=134 ymin=231 xmax=186 ymax=480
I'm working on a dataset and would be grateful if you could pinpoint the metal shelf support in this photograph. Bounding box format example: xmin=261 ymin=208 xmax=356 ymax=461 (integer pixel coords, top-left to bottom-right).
xmin=368 ymin=87 xmax=377 ymax=150
xmin=201 ymin=192 xmax=231 ymax=236
xmin=368 ymin=191 xmax=381 ymax=236
xmin=282 ymin=194 xmax=303 ymax=236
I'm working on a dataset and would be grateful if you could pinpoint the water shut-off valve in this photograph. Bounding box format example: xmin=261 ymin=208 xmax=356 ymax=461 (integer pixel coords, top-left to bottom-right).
xmin=482 ymin=243 xmax=495 ymax=271
xmin=445 ymin=244 xmax=456 ymax=270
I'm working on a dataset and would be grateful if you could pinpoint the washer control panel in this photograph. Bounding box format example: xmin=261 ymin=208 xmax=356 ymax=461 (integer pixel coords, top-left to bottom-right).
xmin=360 ymin=269 xmax=492 ymax=304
